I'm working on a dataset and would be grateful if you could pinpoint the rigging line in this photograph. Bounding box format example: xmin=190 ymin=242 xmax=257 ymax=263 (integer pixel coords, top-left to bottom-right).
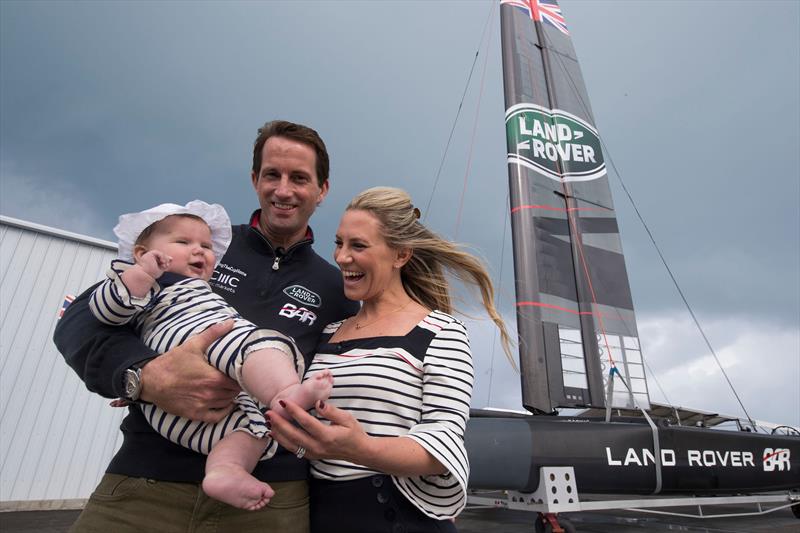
xmin=603 ymin=297 xmax=670 ymax=408
xmin=534 ymin=28 xmax=614 ymax=371
xmin=562 ymin=181 xmax=616 ymax=368
xmin=534 ymin=26 xmax=616 ymax=371
xmin=611 ymin=163 xmax=759 ymax=430
xmin=528 ymin=18 xmax=619 ymax=391
xmin=486 ymin=190 xmax=511 ymax=406
xmin=423 ymin=1 xmax=496 ymax=222
xmin=539 ymin=31 xmax=758 ymax=431
xmin=541 ymin=31 xmax=644 ymax=403
xmin=536 ymin=29 xmax=659 ymax=409
xmin=644 ymin=358 xmax=673 ymax=407
xmin=602 ymin=291 xmax=670 ymax=408
xmin=453 ymin=3 xmax=496 ymax=240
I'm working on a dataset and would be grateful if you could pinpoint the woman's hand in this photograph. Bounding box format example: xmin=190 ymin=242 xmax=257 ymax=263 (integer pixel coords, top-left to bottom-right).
xmin=267 ymin=400 xmax=372 ymax=463
xmin=268 ymin=400 xmax=447 ymax=477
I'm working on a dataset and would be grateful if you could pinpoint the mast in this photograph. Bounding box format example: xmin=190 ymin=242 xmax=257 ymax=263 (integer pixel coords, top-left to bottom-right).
xmin=499 ymin=0 xmax=649 ymax=413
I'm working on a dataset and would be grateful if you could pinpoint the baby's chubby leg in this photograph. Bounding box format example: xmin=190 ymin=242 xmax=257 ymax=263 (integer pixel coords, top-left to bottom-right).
xmin=241 ymin=348 xmax=333 ymax=419
xmin=203 ymin=431 xmax=273 ymax=511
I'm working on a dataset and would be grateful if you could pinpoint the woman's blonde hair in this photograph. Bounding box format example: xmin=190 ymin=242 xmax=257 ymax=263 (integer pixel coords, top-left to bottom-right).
xmin=347 ymin=186 xmax=516 ymax=367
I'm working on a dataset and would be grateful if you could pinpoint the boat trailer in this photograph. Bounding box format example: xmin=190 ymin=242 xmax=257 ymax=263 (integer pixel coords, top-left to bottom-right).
xmin=467 ymin=466 xmax=800 ymax=532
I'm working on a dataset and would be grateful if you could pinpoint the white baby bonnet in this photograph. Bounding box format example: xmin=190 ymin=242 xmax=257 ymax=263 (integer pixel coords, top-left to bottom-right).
xmin=114 ymin=200 xmax=232 ymax=266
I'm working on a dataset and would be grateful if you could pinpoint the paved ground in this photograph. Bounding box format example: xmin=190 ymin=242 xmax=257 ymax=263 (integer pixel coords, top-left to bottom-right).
xmin=457 ymin=506 xmax=800 ymax=532
xmin=2 ymin=505 xmax=798 ymax=533
xmin=0 ymin=510 xmax=80 ymax=533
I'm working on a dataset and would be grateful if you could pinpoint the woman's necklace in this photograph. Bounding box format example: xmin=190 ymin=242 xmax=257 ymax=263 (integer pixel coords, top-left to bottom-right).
xmin=354 ymin=299 xmax=413 ymax=330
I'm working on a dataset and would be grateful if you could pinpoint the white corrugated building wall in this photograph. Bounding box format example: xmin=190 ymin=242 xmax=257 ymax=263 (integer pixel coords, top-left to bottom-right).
xmin=0 ymin=215 xmax=124 ymax=510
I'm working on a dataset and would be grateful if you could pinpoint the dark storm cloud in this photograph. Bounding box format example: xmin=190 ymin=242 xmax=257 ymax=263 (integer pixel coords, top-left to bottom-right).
xmin=2 ymin=0 xmax=798 ymax=422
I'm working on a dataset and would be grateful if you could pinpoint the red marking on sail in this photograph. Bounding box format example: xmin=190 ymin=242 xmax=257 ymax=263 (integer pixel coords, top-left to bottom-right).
xmin=511 ymin=204 xmax=607 ymax=214
xmin=516 ymin=300 xmax=624 ymax=322
xmin=517 ymin=301 xmax=593 ymax=316
xmin=501 ymin=0 xmax=569 ymax=35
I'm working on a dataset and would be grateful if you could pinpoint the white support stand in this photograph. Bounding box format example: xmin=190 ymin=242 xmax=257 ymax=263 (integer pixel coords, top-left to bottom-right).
xmin=507 ymin=467 xmax=581 ymax=513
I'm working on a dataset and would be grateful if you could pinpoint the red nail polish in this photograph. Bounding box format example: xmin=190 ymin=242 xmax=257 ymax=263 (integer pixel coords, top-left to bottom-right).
xmin=318 ymin=401 xmax=326 ymax=409
xmin=279 ymin=400 xmax=286 ymax=408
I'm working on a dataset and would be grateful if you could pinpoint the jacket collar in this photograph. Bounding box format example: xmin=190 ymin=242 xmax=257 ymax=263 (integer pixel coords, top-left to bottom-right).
xmin=246 ymin=209 xmax=315 ymax=261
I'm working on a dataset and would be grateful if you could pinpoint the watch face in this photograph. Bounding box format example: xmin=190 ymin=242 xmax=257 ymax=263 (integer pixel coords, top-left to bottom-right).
xmin=125 ymin=369 xmax=141 ymax=400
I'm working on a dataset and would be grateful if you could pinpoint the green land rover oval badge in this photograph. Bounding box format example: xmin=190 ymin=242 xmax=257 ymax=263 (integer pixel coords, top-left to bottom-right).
xmin=506 ymin=103 xmax=606 ymax=182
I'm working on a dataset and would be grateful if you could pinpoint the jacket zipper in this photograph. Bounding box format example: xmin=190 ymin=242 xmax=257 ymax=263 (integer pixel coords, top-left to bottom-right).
xmin=249 ymin=226 xmax=313 ymax=272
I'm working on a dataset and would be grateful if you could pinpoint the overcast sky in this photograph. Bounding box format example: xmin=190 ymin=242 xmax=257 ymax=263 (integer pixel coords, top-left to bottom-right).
xmin=2 ymin=0 xmax=798 ymax=427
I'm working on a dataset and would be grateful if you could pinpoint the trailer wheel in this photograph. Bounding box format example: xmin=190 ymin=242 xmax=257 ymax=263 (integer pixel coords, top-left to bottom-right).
xmin=534 ymin=516 xmax=578 ymax=533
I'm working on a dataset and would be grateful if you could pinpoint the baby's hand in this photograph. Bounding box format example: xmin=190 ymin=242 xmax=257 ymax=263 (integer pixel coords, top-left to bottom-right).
xmin=138 ymin=250 xmax=172 ymax=279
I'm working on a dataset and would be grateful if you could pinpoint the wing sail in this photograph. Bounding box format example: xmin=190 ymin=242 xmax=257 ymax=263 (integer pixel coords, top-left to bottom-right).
xmin=500 ymin=0 xmax=650 ymax=412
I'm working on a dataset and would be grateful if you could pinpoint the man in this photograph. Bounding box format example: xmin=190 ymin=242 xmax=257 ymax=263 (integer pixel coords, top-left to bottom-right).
xmin=54 ymin=120 xmax=359 ymax=532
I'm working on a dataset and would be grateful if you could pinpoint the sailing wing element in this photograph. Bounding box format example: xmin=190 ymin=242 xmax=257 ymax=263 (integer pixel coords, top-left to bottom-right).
xmin=500 ymin=0 xmax=649 ymax=412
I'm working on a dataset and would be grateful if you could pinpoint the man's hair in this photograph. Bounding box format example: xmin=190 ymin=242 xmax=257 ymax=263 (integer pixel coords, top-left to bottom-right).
xmin=134 ymin=214 xmax=207 ymax=247
xmin=252 ymin=120 xmax=330 ymax=186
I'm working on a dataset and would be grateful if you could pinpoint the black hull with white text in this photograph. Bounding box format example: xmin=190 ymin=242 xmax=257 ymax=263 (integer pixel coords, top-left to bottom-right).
xmin=466 ymin=410 xmax=799 ymax=494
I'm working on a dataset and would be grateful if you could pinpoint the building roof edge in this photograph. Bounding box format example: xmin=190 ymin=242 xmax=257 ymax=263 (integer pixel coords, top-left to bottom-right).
xmin=0 ymin=214 xmax=117 ymax=251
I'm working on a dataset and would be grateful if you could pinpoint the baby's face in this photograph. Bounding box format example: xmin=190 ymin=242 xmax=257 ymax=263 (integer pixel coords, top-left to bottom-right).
xmin=145 ymin=216 xmax=216 ymax=280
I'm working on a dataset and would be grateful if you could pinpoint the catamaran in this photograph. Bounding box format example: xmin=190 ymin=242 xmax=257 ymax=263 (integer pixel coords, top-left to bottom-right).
xmin=463 ymin=1 xmax=799 ymax=529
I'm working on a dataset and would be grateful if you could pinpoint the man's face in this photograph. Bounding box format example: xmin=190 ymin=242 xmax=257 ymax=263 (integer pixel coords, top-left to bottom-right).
xmin=251 ymin=136 xmax=329 ymax=248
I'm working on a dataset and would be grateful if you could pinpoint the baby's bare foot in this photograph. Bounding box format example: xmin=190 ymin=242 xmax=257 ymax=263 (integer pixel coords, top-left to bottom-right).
xmin=271 ymin=370 xmax=333 ymax=419
xmin=203 ymin=465 xmax=274 ymax=511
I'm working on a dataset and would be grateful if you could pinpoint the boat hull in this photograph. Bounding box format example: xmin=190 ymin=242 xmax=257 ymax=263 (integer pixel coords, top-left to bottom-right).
xmin=465 ymin=412 xmax=800 ymax=494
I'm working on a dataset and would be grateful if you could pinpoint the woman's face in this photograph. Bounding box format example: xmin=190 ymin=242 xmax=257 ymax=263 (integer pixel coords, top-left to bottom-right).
xmin=334 ymin=209 xmax=406 ymax=302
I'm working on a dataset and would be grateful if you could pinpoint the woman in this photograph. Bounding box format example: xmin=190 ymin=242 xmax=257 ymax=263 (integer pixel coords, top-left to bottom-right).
xmin=267 ymin=187 xmax=514 ymax=532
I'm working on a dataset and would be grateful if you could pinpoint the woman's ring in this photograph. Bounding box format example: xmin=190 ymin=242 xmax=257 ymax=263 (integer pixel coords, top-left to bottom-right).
xmin=295 ymin=446 xmax=306 ymax=459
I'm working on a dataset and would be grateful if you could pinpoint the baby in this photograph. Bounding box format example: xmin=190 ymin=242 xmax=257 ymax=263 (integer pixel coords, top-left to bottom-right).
xmin=89 ymin=200 xmax=332 ymax=510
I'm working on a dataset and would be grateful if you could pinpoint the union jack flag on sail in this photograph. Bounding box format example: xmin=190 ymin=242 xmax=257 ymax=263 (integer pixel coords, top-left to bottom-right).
xmin=500 ymin=0 xmax=569 ymax=36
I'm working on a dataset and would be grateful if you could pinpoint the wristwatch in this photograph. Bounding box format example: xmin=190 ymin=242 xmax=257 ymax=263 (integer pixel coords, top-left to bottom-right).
xmin=123 ymin=366 xmax=144 ymax=401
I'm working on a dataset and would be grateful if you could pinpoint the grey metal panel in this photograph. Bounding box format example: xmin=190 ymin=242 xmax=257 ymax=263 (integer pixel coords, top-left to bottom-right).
xmin=0 ymin=218 xmax=124 ymax=503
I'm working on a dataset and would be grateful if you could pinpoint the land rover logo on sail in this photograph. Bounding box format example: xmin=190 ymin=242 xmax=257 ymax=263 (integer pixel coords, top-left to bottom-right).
xmin=283 ymin=285 xmax=321 ymax=308
xmin=506 ymin=103 xmax=606 ymax=182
